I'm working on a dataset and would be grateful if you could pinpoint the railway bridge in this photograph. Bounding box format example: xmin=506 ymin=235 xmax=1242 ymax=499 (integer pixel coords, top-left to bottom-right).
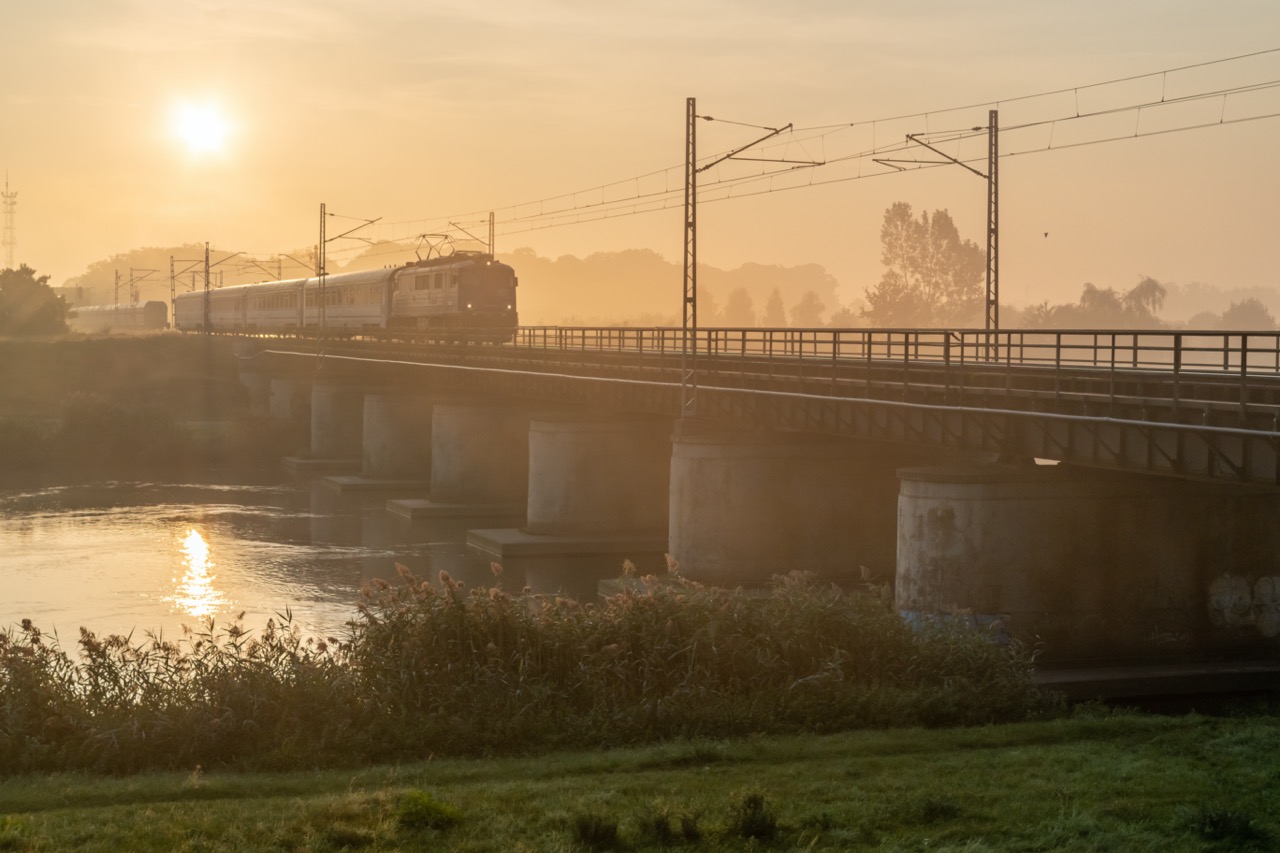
xmin=235 ymin=326 xmax=1280 ymax=663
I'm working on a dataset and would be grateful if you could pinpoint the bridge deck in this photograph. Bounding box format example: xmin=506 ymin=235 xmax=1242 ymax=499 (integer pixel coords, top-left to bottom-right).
xmin=237 ymin=326 xmax=1280 ymax=485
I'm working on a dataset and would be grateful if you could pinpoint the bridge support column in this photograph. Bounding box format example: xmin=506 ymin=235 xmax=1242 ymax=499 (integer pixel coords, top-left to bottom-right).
xmin=388 ymin=401 xmax=529 ymax=524
xmin=468 ymin=413 xmax=672 ymax=598
xmin=324 ymin=389 xmax=434 ymax=493
xmin=237 ymin=367 xmax=272 ymax=417
xmin=269 ymin=376 xmax=311 ymax=424
xmin=280 ymin=377 xmax=364 ymax=475
xmin=363 ymin=391 xmax=432 ymax=478
xmin=896 ymin=464 xmax=1280 ymax=662
xmin=669 ymin=424 xmax=919 ymax=586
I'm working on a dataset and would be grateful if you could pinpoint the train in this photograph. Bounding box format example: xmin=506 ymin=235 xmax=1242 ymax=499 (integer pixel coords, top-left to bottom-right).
xmin=172 ymin=251 xmax=518 ymax=340
xmin=67 ymin=301 xmax=169 ymax=333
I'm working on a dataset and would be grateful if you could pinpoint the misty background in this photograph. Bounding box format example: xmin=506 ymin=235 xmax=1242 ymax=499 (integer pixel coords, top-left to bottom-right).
xmin=50 ymin=209 xmax=1280 ymax=331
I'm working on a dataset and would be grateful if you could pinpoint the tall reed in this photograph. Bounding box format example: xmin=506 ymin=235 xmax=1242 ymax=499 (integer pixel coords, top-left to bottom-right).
xmin=0 ymin=571 xmax=1051 ymax=774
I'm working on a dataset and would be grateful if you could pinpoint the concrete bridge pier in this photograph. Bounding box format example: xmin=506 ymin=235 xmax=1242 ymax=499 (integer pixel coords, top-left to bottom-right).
xmin=387 ymin=399 xmax=529 ymax=526
xmin=895 ymin=464 xmax=1280 ymax=663
xmin=324 ymin=388 xmax=433 ymax=493
xmin=237 ymin=366 xmax=272 ymax=417
xmin=282 ymin=374 xmax=364 ymax=474
xmin=269 ymin=376 xmax=311 ymax=424
xmin=668 ymin=423 xmax=923 ymax=587
xmin=468 ymin=412 xmax=672 ymax=598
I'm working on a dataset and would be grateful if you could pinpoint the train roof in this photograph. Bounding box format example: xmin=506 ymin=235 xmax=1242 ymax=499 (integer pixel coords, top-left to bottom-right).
xmin=176 ymin=266 xmax=399 ymax=297
xmin=71 ymin=301 xmax=167 ymax=313
xmin=172 ymin=253 xmax=511 ymax=298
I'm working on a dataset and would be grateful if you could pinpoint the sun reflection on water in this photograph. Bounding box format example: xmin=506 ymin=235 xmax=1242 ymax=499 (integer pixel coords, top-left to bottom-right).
xmin=173 ymin=528 xmax=227 ymax=619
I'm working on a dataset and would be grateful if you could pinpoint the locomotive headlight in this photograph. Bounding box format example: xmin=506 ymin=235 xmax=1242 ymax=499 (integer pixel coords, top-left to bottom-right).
xmin=506 ymin=304 xmax=512 ymax=310
xmin=466 ymin=303 xmax=473 ymax=309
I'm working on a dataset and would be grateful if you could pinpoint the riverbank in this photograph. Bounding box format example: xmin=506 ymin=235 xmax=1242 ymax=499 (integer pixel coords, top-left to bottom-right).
xmin=0 ymin=713 xmax=1275 ymax=851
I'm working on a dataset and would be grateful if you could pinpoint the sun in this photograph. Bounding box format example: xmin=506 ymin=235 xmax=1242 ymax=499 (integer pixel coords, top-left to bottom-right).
xmin=172 ymin=101 xmax=231 ymax=156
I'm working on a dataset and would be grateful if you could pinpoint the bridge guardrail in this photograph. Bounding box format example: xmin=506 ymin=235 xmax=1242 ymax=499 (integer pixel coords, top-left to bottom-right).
xmin=514 ymin=327 xmax=1280 ymax=417
xmin=514 ymin=326 xmax=1280 ymax=374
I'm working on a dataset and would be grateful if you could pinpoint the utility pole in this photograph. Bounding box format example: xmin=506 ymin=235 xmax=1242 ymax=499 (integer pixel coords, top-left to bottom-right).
xmin=2 ymin=174 xmax=16 ymax=270
xmin=203 ymin=242 xmax=211 ymax=333
xmin=899 ymin=110 xmax=1000 ymax=342
xmin=317 ymin=204 xmax=380 ymax=334
xmin=318 ymin=203 xmax=326 ymax=333
xmin=681 ymin=100 xmax=809 ymax=418
xmin=986 ymin=109 xmax=999 ymax=335
xmin=114 ymin=269 xmax=121 ymax=307
xmin=169 ymin=256 xmax=176 ymax=328
xmin=682 ymin=97 xmax=698 ymax=419
xmin=488 ymin=211 xmax=495 ymax=256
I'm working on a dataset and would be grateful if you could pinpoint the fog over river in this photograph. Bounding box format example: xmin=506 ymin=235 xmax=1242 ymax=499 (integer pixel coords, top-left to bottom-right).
xmin=0 ymin=480 xmax=492 ymax=642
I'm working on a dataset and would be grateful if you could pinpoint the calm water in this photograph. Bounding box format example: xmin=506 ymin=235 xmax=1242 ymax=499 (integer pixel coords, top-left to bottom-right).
xmin=0 ymin=480 xmax=491 ymax=642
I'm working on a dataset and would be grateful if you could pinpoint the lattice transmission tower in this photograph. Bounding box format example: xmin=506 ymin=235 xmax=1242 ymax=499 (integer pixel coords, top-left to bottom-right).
xmin=2 ymin=174 xmax=16 ymax=270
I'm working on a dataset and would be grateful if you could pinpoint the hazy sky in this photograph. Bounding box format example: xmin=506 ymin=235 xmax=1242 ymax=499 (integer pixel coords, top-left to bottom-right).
xmin=3 ymin=1 xmax=1278 ymax=308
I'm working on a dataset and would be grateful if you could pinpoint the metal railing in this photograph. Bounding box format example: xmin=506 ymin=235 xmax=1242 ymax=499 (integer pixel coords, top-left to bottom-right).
xmin=513 ymin=326 xmax=1280 ymax=376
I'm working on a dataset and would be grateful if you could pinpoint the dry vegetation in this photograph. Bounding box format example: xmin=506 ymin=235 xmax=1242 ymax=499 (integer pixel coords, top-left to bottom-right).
xmin=0 ymin=571 xmax=1051 ymax=775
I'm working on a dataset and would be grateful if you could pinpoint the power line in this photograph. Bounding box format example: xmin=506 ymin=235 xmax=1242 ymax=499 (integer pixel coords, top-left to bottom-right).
xmin=272 ymin=49 xmax=1280 ymax=270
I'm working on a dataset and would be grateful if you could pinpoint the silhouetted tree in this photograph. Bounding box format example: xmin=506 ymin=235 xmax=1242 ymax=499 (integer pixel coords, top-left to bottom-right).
xmin=1023 ymin=277 xmax=1168 ymax=329
xmin=723 ymin=287 xmax=757 ymax=327
xmin=791 ymin=290 xmax=826 ymax=327
xmin=698 ymin=287 xmax=724 ymax=326
xmin=1186 ymin=310 xmax=1222 ymax=329
xmin=0 ymin=265 xmax=66 ymax=335
xmin=1123 ymin=276 xmax=1166 ymax=321
xmin=1018 ymin=301 xmax=1056 ymax=329
xmin=862 ymin=202 xmax=984 ymax=327
xmin=827 ymin=304 xmax=860 ymax=327
xmin=761 ymin=288 xmax=787 ymax=327
xmin=1221 ymin=297 xmax=1276 ymax=330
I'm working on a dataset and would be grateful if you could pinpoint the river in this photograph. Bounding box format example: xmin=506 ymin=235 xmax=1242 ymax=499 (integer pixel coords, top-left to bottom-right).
xmin=0 ymin=479 xmax=492 ymax=643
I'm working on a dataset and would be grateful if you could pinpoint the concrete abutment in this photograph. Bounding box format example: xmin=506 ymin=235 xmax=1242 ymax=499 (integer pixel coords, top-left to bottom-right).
xmin=385 ymin=398 xmax=530 ymax=524
xmin=268 ymin=377 xmax=311 ymax=424
xmin=668 ymin=423 xmax=926 ymax=586
xmin=468 ymin=413 xmax=672 ymax=598
xmin=895 ymin=464 xmax=1280 ymax=662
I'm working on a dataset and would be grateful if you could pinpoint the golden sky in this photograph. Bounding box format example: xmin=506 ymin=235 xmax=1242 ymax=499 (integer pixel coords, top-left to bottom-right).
xmin=2 ymin=1 xmax=1278 ymax=308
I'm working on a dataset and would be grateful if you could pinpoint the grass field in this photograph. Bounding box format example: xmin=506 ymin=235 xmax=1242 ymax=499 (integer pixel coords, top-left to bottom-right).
xmin=1 ymin=711 xmax=1277 ymax=852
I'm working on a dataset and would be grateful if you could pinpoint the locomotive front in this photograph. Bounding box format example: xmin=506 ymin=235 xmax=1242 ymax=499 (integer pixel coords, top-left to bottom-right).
xmin=390 ymin=252 xmax=517 ymax=341
xmin=457 ymin=256 xmax=518 ymax=339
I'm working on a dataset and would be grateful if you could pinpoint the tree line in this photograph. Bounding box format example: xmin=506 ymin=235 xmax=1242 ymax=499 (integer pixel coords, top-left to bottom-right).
xmin=7 ymin=203 xmax=1274 ymax=335
xmin=858 ymin=201 xmax=1276 ymax=331
xmin=0 ymin=265 xmax=67 ymax=335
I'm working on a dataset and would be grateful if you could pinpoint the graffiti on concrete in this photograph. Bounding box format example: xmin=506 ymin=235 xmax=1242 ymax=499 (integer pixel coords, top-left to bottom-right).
xmin=1208 ymin=575 xmax=1280 ymax=637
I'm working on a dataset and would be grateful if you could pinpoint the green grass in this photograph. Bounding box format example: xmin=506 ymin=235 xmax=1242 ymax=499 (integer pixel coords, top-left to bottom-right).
xmin=0 ymin=713 xmax=1276 ymax=851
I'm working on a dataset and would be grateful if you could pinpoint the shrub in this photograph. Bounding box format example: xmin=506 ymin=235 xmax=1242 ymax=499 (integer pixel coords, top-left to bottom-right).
xmin=0 ymin=573 xmax=1051 ymax=774
xmin=1181 ymin=805 xmax=1272 ymax=850
xmin=729 ymin=792 xmax=778 ymax=841
xmin=571 ymin=812 xmax=620 ymax=850
xmin=395 ymin=790 xmax=462 ymax=832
